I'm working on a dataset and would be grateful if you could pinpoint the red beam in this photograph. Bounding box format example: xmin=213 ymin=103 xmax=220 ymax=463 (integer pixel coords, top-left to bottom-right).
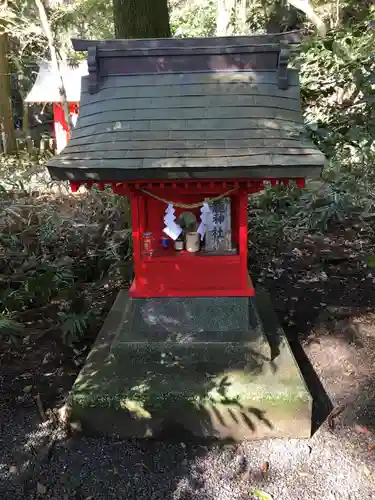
xmin=69 ymin=178 xmax=308 ymax=194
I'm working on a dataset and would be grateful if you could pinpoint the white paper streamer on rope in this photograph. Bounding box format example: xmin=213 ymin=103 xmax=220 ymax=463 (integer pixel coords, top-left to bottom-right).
xmin=71 ymin=113 xmax=78 ymax=127
xmin=163 ymin=204 xmax=182 ymax=241
xmin=197 ymin=202 xmax=214 ymax=240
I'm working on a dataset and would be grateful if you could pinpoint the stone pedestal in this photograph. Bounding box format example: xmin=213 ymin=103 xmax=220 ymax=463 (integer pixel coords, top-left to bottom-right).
xmin=111 ymin=295 xmax=271 ymax=365
xmin=68 ymin=289 xmax=312 ymax=440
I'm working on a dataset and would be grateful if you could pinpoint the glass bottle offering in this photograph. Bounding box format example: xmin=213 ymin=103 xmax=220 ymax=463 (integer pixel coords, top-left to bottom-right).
xmin=174 ymin=233 xmax=184 ymax=251
xmin=142 ymin=232 xmax=154 ymax=256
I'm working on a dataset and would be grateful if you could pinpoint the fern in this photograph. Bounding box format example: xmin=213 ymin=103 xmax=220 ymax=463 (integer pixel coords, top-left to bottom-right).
xmin=58 ymin=311 xmax=91 ymax=347
xmin=0 ymin=315 xmax=24 ymax=344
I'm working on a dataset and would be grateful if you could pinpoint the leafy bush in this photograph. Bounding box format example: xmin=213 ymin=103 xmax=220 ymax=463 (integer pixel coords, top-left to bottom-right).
xmin=0 ymin=152 xmax=131 ymax=348
xmin=0 ymin=314 xmax=24 ymax=344
xmin=297 ymin=22 xmax=375 ymax=161
xmin=249 ymin=12 xmax=375 ymax=249
xmin=57 ymin=310 xmax=95 ymax=347
xmin=249 ymin=163 xmax=375 ymax=251
xmin=170 ymin=0 xmax=216 ymax=37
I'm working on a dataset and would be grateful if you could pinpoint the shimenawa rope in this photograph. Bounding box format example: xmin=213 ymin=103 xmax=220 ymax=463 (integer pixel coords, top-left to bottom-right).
xmin=139 ymin=187 xmax=237 ymax=209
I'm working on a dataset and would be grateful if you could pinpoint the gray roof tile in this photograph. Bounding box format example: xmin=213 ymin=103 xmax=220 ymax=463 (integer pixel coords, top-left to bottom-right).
xmin=47 ymin=36 xmax=325 ymax=181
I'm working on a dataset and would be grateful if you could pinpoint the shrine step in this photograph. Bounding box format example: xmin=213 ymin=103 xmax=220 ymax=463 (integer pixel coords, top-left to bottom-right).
xmin=110 ymin=294 xmax=271 ymax=362
xmin=111 ymin=343 xmax=271 ymax=370
xmin=119 ymin=296 xmax=251 ymax=335
xmin=67 ymin=289 xmax=312 ymax=441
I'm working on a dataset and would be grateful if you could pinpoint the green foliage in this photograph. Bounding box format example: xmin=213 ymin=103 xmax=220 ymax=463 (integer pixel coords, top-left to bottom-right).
xmin=248 ymin=5 xmax=375 ymax=248
xmin=249 ymin=164 xmax=375 ymax=250
xmin=57 ymin=310 xmax=94 ymax=347
xmin=4 ymin=0 xmax=114 ymax=61
xmin=2 ymin=263 xmax=74 ymax=311
xmin=0 ymin=151 xmax=131 ymax=348
xmin=297 ymin=22 xmax=375 ymax=160
xmin=51 ymin=0 xmax=114 ymax=54
xmin=0 ymin=314 xmax=24 ymax=344
xmin=0 ymin=149 xmax=53 ymax=194
xmin=170 ymin=0 xmax=216 ymax=37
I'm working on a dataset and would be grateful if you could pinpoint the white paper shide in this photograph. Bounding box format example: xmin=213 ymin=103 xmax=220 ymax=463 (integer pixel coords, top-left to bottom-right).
xmin=163 ymin=204 xmax=182 ymax=241
xmin=197 ymin=202 xmax=214 ymax=240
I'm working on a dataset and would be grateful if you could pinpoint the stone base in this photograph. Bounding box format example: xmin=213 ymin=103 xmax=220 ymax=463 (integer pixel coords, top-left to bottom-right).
xmin=111 ymin=294 xmax=271 ymax=364
xmin=68 ymin=288 xmax=312 ymax=440
xmin=123 ymin=296 xmax=251 ymax=334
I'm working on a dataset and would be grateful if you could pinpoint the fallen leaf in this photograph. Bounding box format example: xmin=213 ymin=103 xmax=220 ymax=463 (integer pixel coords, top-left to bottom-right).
xmin=120 ymin=399 xmax=151 ymax=419
xmin=23 ymin=385 xmax=33 ymax=393
xmin=292 ymin=248 xmax=303 ymax=257
xmin=327 ymin=404 xmax=347 ymax=430
xmin=354 ymin=424 xmax=369 ymax=434
xmin=36 ymin=393 xmax=47 ymax=422
xmin=135 ymin=462 xmax=149 ymax=471
xmin=58 ymin=403 xmax=72 ymax=426
xmin=36 ymin=482 xmax=47 ymax=495
xmin=252 ymin=490 xmax=273 ymax=500
xmin=69 ymin=420 xmax=82 ymax=433
xmin=368 ymin=444 xmax=375 ymax=454
xmin=262 ymin=461 xmax=269 ymax=473
xmin=297 ymin=463 xmax=311 ymax=477
xmin=366 ymin=255 xmax=375 ymax=268
xmin=42 ymin=353 xmax=51 ymax=364
xmin=297 ymin=471 xmax=311 ymax=477
xmin=9 ymin=465 xmax=18 ymax=474
xmin=363 ymin=466 xmax=371 ymax=477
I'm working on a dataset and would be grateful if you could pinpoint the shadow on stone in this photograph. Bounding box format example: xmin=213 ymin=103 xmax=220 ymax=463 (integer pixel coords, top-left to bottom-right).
xmin=288 ymin=340 xmax=333 ymax=435
xmin=68 ymin=289 xmax=313 ymax=441
xmin=253 ymin=287 xmax=282 ymax=361
xmin=256 ymin=287 xmax=333 ymax=435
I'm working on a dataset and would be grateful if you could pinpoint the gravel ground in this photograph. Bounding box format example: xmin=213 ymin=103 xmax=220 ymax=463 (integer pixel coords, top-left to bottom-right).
xmin=1 ymin=318 xmax=375 ymax=500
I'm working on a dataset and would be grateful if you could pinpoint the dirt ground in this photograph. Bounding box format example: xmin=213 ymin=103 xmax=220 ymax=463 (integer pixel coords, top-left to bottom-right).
xmin=1 ymin=221 xmax=375 ymax=499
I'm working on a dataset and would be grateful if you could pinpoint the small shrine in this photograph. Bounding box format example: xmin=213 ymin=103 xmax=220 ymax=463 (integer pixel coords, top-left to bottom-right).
xmin=46 ymin=34 xmax=326 ymax=440
xmin=25 ymin=60 xmax=87 ymax=152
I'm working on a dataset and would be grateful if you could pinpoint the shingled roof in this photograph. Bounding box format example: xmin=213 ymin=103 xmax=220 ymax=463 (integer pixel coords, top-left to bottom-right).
xmin=46 ymin=34 xmax=326 ymax=181
xmin=25 ymin=61 xmax=87 ymax=104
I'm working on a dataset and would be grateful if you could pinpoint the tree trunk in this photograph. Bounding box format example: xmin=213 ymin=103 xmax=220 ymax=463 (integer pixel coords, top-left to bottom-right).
xmin=216 ymin=0 xmax=236 ymax=36
xmin=287 ymin=0 xmax=327 ymax=36
xmin=238 ymin=0 xmax=247 ymax=34
xmin=112 ymin=0 xmax=170 ymax=228
xmin=0 ymin=32 xmax=17 ymax=154
xmin=113 ymin=0 xmax=171 ymax=39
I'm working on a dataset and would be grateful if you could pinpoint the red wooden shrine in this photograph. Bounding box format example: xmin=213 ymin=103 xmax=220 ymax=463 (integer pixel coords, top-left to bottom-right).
xmin=47 ymin=35 xmax=324 ymax=302
xmin=70 ymin=178 xmax=305 ymax=298
xmin=52 ymin=103 xmax=79 ymax=153
xmin=24 ymin=61 xmax=86 ymax=153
